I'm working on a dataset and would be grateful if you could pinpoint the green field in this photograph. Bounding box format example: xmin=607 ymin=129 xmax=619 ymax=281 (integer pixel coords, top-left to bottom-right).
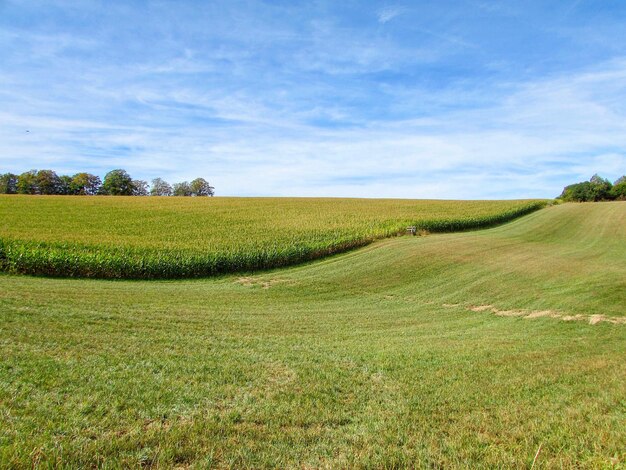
xmin=0 ymin=196 xmax=545 ymax=278
xmin=1 ymin=201 xmax=624 ymax=467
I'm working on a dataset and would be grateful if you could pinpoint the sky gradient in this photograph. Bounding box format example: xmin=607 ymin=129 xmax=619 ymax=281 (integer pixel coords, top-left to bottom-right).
xmin=1 ymin=0 xmax=625 ymax=198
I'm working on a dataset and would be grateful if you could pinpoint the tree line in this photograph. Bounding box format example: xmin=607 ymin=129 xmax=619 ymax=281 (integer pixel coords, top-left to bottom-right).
xmin=0 ymin=169 xmax=214 ymax=197
xmin=558 ymin=174 xmax=625 ymax=202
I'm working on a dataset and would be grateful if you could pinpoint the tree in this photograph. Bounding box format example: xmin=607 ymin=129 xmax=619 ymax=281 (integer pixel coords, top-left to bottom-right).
xmin=558 ymin=174 xmax=624 ymax=202
xmin=71 ymin=173 xmax=101 ymax=195
xmin=611 ymin=175 xmax=626 ymax=201
xmin=560 ymin=181 xmax=597 ymax=202
xmin=17 ymin=170 xmax=38 ymax=194
xmin=190 ymin=178 xmax=215 ymax=197
xmin=150 ymin=178 xmax=172 ymax=196
xmin=101 ymin=169 xmax=133 ymax=195
xmin=172 ymin=181 xmax=192 ymax=196
xmin=36 ymin=170 xmax=62 ymax=195
xmin=0 ymin=173 xmax=18 ymax=194
xmin=131 ymin=179 xmax=149 ymax=196
xmin=3 ymin=169 xmax=216 ymax=198
xmin=588 ymin=174 xmax=612 ymax=201
xmin=58 ymin=175 xmax=74 ymax=195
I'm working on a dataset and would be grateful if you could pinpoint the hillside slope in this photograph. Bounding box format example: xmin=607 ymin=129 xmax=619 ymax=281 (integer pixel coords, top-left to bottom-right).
xmin=0 ymin=202 xmax=624 ymax=468
xmin=287 ymin=201 xmax=625 ymax=319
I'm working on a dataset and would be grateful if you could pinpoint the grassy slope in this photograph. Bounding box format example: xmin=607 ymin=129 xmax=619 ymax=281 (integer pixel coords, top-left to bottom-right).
xmin=0 ymin=202 xmax=625 ymax=468
xmin=0 ymin=196 xmax=545 ymax=278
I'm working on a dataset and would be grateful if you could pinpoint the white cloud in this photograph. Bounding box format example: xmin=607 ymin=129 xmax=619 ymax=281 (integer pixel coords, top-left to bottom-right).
xmin=377 ymin=6 xmax=403 ymax=24
xmin=2 ymin=58 xmax=626 ymax=198
xmin=1 ymin=2 xmax=625 ymax=199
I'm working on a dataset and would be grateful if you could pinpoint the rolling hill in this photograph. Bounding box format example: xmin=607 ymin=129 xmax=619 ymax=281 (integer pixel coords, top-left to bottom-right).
xmin=0 ymin=201 xmax=624 ymax=467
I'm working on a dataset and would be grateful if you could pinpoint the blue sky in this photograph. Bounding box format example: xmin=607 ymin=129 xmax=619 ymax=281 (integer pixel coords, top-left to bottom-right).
xmin=1 ymin=0 xmax=625 ymax=198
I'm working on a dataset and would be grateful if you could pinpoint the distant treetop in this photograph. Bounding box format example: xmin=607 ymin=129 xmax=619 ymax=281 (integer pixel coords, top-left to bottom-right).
xmin=558 ymin=174 xmax=625 ymax=202
xmin=0 ymin=169 xmax=215 ymax=197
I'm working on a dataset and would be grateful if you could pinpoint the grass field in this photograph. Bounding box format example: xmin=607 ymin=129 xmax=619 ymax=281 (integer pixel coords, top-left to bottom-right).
xmin=0 ymin=196 xmax=545 ymax=278
xmin=1 ymin=202 xmax=624 ymax=467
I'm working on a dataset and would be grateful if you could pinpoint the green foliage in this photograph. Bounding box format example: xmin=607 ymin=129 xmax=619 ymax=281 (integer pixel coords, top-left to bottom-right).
xmin=101 ymin=169 xmax=134 ymax=195
xmin=589 ymin=174 xmax=612 ymax=200
xmin=35 ymin=170 xmax=62 ymax=195
xmin=16 ymin=170 xmax=38 ymax=194
xmin=131 ymin=179 xmax=149 ymax=196
xmin=0 ymin=173 xmax=17 ymax=194
xmin=3 ymin=170 xmax=100 ymax=196
xmin=58 ymin=175 xmax=74 ymax=195
xmin=190 ymin=177 xmax=214 ymax=196
xmin=71 ymin=173 xmax=101 ymax=195
xmin=558 ymin=173 xmax=619 ymax=201
xmin=0 ymin=197 xmax=547 ymax=279
xmin=611 ymin=181 xmax=626 ymax=200
xmin=4 ymin=168 xmax=213 ymax=197
xmin=150 ymin=177 xmax=172 ymax=196
xmin=559 ymin=181 xmax=591 ymax=201
xmin=172 ymin=181 xmax=192 ymax=196
xmin=610 ymin=175 xmax=626 ymax=201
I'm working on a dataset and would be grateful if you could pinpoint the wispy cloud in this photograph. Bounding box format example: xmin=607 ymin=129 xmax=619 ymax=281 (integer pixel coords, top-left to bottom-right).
xmin=0 ymin=0 xmax=625 ymax=198
xmin=377 ymin=6 xmax=404 ymax=24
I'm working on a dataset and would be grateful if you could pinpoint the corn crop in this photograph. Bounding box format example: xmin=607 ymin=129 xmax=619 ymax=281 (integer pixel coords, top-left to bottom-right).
xmin=0 ymin=196 xmax=547 ymax=279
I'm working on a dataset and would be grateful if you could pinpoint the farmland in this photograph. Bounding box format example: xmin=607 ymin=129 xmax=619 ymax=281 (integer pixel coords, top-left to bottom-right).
xmin=0 ymin=196 xmax=545 ymax=278
xmin=1 ymin=201 xmax=624 ymax=467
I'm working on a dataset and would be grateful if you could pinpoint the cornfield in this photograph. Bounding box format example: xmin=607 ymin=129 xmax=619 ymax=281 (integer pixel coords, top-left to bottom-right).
xmin=0 ymin=196 xmax=547 ymax=279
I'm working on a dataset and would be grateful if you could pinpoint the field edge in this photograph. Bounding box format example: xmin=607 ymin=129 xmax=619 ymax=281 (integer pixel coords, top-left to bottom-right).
xmin=0 ymin=200 xmax=548 ymax=279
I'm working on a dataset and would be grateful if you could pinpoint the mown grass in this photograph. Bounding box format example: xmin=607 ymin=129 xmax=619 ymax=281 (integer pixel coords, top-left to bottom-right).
xmin=0 ymin=196 xmax=546 ymax=278
xmin=0 ymin=202 xmax=624 ymax=468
